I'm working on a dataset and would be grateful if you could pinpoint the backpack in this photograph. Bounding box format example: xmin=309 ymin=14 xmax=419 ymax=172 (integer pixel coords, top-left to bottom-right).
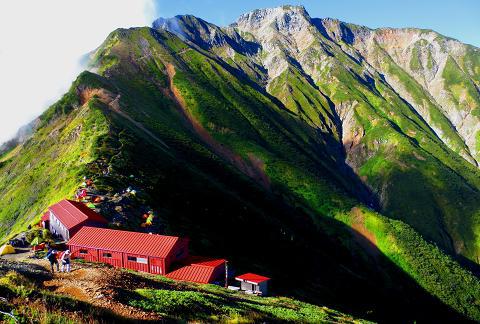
xmin=47 ymin=251 xmax=56 ymax=262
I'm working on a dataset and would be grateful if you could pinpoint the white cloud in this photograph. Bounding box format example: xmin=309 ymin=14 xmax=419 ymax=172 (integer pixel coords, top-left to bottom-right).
xmin=0 ymin=0 xmax=153 ymax=144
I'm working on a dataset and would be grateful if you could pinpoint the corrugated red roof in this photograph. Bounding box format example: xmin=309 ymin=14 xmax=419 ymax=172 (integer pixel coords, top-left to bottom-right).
xmin=187 ymin=256 xmax=226 ymax=268
xmin=235 ymin=273 xmax=270 ymax=284
xmin=68 ymin=226 xmax=182 ymax=258
xmin=49 ymin=199 xmax=107 ymax=229
xmin=165 ymin=257 xmax=225 ymax=284
xmin=165 ymin=265 xmax=216 ymax=283
xmin=41 ymin=212 xmax=50 ymax=222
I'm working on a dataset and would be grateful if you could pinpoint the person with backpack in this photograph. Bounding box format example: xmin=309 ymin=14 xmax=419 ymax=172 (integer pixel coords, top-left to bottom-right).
xmin=47 ymin=249 xmax=59 ymax=273
xmin=60 ymin=250 xmax=71 ymax=273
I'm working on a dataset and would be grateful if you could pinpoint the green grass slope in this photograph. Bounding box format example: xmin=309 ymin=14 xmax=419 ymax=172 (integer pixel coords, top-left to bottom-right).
xmin=0 ymin=73 xmax=114 ymax=239
xmin=130 ymin=279 xmax=371 ymax=323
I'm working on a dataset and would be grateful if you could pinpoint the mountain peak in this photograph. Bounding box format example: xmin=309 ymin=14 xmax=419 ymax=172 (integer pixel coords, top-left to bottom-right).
xmin=233 ymin=5 xmax=311 ymax=32
xmin=236 ymin=4 xmax=308 ymax=19
xmin=238 ymin=4 xmax=308 ymax=17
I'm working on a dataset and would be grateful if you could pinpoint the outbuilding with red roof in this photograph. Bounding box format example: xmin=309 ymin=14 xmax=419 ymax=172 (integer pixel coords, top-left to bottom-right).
xmin=46 ymin=199 xmax=108 ymax=241
xmin=235 ymin=273 xmax=270 ymax=296
xmin=68 ymin=226 xmax=189 ymax=275
xmin=165 ymin=256 xmax=226 ymax=284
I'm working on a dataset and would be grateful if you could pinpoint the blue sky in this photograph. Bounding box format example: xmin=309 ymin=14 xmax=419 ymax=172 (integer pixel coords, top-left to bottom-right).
xmin=152 ymin=0 xmax=480 ymax=47
xmin=0 ymin=0 xmax=151 ymax=144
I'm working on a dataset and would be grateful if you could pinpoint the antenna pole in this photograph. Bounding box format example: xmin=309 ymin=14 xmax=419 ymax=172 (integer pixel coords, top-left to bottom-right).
xmin=225 ymin=260 xmax=228 ymax=288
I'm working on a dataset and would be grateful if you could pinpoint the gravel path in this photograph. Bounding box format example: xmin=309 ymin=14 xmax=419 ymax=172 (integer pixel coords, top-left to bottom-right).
xmin=0 ymin=258 xmax=163 ymax=321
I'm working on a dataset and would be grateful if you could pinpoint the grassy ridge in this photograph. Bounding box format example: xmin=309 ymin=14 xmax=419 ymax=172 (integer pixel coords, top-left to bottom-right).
xmin=0 ymin=75 xmax=113 ymax=240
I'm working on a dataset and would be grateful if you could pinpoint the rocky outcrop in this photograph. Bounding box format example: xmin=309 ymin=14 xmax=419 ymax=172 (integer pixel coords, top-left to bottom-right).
xmin=341 ymin=25 xmax=480 ymax=163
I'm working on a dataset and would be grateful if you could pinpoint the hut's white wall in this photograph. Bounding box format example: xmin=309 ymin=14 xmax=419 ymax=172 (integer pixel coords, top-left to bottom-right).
xmin=49 ymin=211 xmax=70 ymax=240
xmin=239 ymin=280 xmax=268 ymax=295
xmin=240 ymin=281 xmax=253 ymax=291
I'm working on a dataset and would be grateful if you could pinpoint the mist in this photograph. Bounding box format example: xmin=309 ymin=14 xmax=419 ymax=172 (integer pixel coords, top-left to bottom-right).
xmin=0 ymin=0 xmax=155 ymax=145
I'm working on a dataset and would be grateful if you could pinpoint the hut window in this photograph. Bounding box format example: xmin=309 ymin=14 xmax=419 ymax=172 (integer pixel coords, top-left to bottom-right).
xmin=127 ymin=256 xmax=137 ymax=262
xmin=137 ymin=257 xmax=148 ymax=264
xmin=176 ymin=249 xmax=184 ymax=258
xmin=79 ymin=249 xmax=88 ymax=254
xmin=103 ymin=252 xmax=112 ymax=258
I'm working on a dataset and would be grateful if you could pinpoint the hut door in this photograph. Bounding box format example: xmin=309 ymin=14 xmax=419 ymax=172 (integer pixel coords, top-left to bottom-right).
xmin=150 ymin=258 xmax=163 ymax=274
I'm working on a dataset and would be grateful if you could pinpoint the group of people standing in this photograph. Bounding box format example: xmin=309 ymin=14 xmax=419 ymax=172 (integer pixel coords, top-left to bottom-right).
xmin=46 ymin=248 xmax=71 ymax=273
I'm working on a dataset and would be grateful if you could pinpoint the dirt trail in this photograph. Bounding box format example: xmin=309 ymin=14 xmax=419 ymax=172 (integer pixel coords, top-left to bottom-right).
xmin=79 ymin=87 xmax=170 ymax=151
xmin=165 ymin=63 xmax=271 ymax=189
xmin=31 ymin=259 xmax=162 ymax=321
xmin=108 ymin=94 xmax=170 ymax=151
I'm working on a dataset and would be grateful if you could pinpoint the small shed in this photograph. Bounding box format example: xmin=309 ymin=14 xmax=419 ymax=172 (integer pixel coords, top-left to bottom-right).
xmin=235 ymin=273 xmax=270 ymax=296
xmin=165 ymin=256 xmax=226 ymax=284
xmin=47 ymin=199 xmax=108 ymax=241
xmin=68 ymin=226 xmax=189 ymax=275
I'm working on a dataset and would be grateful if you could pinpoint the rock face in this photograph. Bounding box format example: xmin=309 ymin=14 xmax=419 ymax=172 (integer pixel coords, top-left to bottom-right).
xmin=158 ymin=6 xmax=480 ymax=164
xmin=234 ymin=6 xmax=316 ymax=81
xmin=154 ymin=5 xmax=480 ymax=262
xmin=335 ymin=23 xmax=480 ymax=165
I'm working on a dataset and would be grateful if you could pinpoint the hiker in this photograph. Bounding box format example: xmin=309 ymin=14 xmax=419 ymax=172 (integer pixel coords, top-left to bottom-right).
xmin=60 ymin=250 xmax=71 ymax=273
xmin=47 ymin=249 xmax=59 ymax=273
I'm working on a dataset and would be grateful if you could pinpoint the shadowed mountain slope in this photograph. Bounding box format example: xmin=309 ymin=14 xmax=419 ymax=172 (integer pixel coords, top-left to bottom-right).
xmin=155 ymin=5 xmax=480 ymax=263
